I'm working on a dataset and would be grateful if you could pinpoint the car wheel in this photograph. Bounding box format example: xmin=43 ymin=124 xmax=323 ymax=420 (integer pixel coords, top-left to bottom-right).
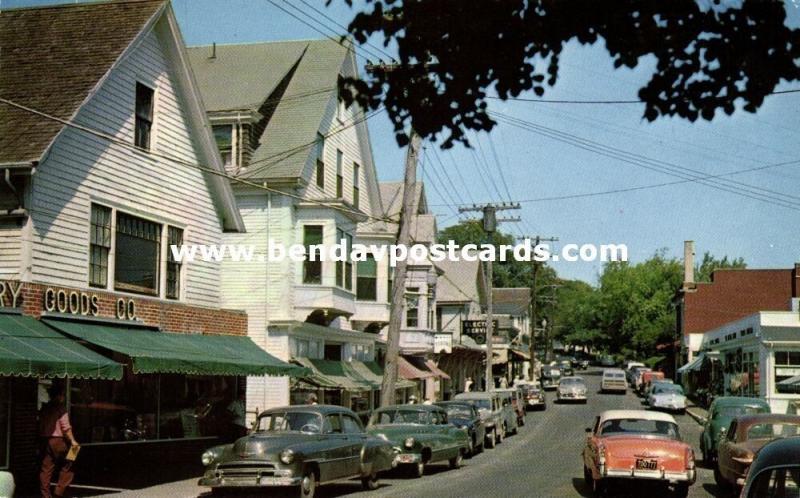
xmin=360 ymin=472 xmax=379 ymax=490
xmin=411 ymin=462 xmax=425 ymax=478
xmin=299 ymin=469 xmax=316 ymax=498
xmin=449 ymin=452 xmax=463 ymax=469
xmin=497 ymin=425 xmax=505 ymax=444
xmin=485 ymin=429 xmax=496 ymax=449
xmin=591 ymin=476 xmax=606 ymax=497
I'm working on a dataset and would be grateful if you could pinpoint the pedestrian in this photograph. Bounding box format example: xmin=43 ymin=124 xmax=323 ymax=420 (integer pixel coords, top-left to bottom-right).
xmin=499 ymin=377 xmax=508 ymax=388
xmin=306 ymin=393 xmax=318 ymax=405
xmin=39 ymin=384 xmax=78 ymax=498
xmin=227 ymin=391 xmax=248 ymax=441
xmin=464 ymin=377 xmax=473 ymax=392
xmin=408 ymin=395 xmax=418 ymax=404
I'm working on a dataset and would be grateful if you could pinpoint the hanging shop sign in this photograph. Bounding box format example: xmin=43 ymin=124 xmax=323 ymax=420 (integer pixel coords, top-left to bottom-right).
xmin=434 ymin=333 xmax=453 ymax=354
xmin=462 ymin=319 xmax=499 ymax=344
xmin=43 ymin=287 xmax=136 ymax=320
xmin=0 ymin=280 xmax=23 ymax=308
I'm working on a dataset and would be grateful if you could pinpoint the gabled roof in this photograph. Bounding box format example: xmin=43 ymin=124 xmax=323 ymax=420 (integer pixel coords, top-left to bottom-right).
xmin=0 ymin=0 xmax=165 ymax=164
xmin=378 ymin=181 xmax=435 ymax=242
xmin=492 ymin=288 xmax=531 ymax=315
xmin=436 ymin=258 xmax=484 ymax=305
xmin=187 ymin=39 xmax=349 ymax=180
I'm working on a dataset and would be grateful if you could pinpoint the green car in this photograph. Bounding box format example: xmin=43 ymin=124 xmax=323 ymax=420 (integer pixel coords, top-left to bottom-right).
xmin=700 ymin=397 xmax=771 ymax=464
xmin=367 ymin=404 xmax=470 ymax=478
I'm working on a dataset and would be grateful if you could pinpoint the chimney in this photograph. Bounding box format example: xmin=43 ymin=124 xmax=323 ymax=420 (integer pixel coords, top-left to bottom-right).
xmin=683 ymin=241 xmax=695 ymax=288
xmin=210 ymin=42 xmax=216 ymax=59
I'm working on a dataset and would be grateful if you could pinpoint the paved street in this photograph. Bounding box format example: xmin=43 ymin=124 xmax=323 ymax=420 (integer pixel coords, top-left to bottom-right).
xmin=90 ymin=369 xmax=719 ymax=498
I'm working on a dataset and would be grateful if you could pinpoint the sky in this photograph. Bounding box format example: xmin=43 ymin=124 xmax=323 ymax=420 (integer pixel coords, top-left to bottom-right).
xmin=8 ymin=0 xmax=800 ymax=284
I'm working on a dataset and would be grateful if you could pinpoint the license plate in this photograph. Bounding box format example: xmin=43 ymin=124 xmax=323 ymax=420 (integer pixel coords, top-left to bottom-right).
xmin=635 ymin=458 xmax=658 ymax=471
xmin=398 ymin=454 xmax=415 ymax=463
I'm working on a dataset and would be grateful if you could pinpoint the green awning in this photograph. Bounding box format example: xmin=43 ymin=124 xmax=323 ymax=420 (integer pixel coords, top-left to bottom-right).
xmin=43 ymin=319 xmax=307 ymax=377
xmin=0 ymin=314 xmax=122 ymax=380
xmin=292 ymin=357 xmax=415 ymax=391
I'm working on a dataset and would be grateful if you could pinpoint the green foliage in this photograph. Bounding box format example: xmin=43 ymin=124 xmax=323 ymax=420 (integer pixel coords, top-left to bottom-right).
xmin=695 ymin=252 xmax=746 ymax=283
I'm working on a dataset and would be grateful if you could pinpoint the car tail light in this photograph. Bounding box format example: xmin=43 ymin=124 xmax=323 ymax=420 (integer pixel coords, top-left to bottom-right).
xmin=685 ymin=447 xmax=695 ymax=470
xmin=597 ymin=444 xmax=607 ymax=475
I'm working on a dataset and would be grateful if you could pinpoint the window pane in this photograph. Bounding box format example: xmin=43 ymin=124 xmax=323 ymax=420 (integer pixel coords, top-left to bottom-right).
xmin=135 ymin=83 xmax=154 ymax=149
xmin=303 ymin=225 xmax=323 ymax=284
xmin=115 ymin=213 xmax=161 ymax=294
xmin=212 ymin=125 xmax=232 ymax=150
xmin=89 ymin=204 xmax=112 ymax=287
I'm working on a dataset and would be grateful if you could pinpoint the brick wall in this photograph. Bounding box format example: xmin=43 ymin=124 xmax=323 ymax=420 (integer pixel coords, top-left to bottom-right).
xmin=14 ymin=282 xmax=247 ymax=336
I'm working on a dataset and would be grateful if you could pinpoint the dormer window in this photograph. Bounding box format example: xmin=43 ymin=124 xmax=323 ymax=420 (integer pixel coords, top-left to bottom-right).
xmin=213 ymin=125 xmax=233 ymax=168
xmin=134 ymin=83 xmax=154 ymax=149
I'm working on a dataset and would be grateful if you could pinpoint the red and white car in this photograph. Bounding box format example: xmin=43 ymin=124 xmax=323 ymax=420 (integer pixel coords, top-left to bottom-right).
xmin=582 ymin=410 xmax=696 ymax=497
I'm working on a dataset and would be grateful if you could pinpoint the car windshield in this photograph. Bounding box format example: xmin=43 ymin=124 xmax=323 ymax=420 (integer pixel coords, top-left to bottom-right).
xmin=654 ymin=385 xmax=685 ymax=395
xmin=256 ymin=412 xmax=322 ymax=433
xmin=605 ymin=372 xmax=625 ymax=379
xmin=599 ymin=418 xmax=681 ymax=440
xmin=746 ymin=422 xmax=800 ymax=440
xmin=561 ymin=378 xmax=584 ymax=386
xmin=719 ymin=405 xmax=769 ymax=418
xmin=468 ymin=399 xmax=492 ymax=410
xmin=370 ymin=409 xmax=429 ymax=425
xmin=444 ymin=405 xmax=473 ymax=419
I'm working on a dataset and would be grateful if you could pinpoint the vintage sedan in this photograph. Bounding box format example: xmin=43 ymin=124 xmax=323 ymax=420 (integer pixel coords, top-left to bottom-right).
xmin=582 ymin=410 xmax=695 ymax=497
xmin=601 ymin=369 xmax=628 ymax=394
xmin=699 ymin=397 xmax=770 ymax=464
xmin=540 ymin=366 xmax=562 ymax=390
xmin=519 ymin=382 xmax=546 ymax=410
xmin=496 ymin=387 xmax=526 ymax=427
xmin=435 ymin=401 xmax=486 ymax=456
xmin=715 ymin=414 xmax=800 ymax=494
xmin=647 ymin=383 xmax=687 ymax=414
xmin=557 ymin=376 xmax=588 ymax=403
xmin=739 ymin=436 xmax=800 ymax=498
xmin=198 ymin=405 xmax=397 ymax=498
xmin=454 ymin=391 xmax=504 ymax=447
xmin=367 ymin=404 xmax=470 ymax=477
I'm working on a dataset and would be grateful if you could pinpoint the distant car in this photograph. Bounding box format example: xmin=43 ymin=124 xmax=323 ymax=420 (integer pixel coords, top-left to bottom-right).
xmin=739 ymin=436 xmax=800 ymax=498
xmin=495 ymin=387 xmax=525 ymax=427
xmin=558 ymin=360 xmax=574 ymax=377
xmin=715 ymin=414 xmax=800 ymax=494
xmin=631 ymin=366 xmax=652 ymax=389
xmin=495 ymin=389 xmax=520 ymax=436
xmin=540 ymin=366 xmax=561 ymax=391
xmin=600 ymin=369 xmax=627 ymax=394
xmin=647 ymin=383 xmax=687 ymax=413
xmin=198 ymin=405 xmax=396 ymax=497
xmin=625 ymin=362 xmax=645 ymax=384
xmin=638 ymin=371 xmax=666 ymax=396
xmin=699 ymin=397 xmax=771 ymax=464
xmin=435 ymin=401 xmax=486 ymax=456
xmin=454 ymin=391 xmax=504 ymax=447
xmin=519 ymin=383 xmax=546 ymax=410
xmin=599 ymin=355 xmax=616 ymax=367
xmin=582 ymin=410 xmax=696 ymax=498
xmin=367 ymin=404 xmax=470 ymax=478
xmin=557 ymin=376 xmax=588 ymax=403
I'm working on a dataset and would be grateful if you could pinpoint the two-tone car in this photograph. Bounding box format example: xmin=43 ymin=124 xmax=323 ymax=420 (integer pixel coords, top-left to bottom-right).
xmin=198 ymin=405 xmax=397 ymax=498
xmin=582 ymin=410 xmax=695 ymax=498
xmin=495 ymin=389 xmax=520 ymax=436
xmin=454 ymin=391 xmax=505 ymax=447
xmin=699 ymin=396 xmax=771 ymax=465
xmin=714 ymin=413 xmax=800 ymax=494
xmin=366 ymin=404 xmax=470 ymax=478
xmin=540 ymin=366 xmax=561 ymax=391
xmin=435 ymin=401 xmax=486 ymax=456
xmin=739 ymin=436 xmax=800 ymax=498
xmin=600 ymin=369 xmax=627 ymax=394
xmin=557 ymin=376 xmax=588 ymax=403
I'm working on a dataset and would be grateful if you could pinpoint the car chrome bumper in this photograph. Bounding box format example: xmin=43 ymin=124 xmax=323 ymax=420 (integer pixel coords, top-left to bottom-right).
xmin=394 ymin=452 xmax=422 ymax=465
xmin=604 ymin=468 xmax=696 ymax=484
xmin=199 ymin=475 xmax=301 ymax=488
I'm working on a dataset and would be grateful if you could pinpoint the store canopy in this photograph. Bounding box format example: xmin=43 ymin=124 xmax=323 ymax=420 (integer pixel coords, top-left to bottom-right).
xmin=398 ymin=356 xmax=436 ymax=380
xmin=424 ymin=359 xmax=451 ymax=380
xmin=0 ymin=313 xmax=122 ymax=379
xmin=43 ymin=319 xmax=307 ymax=377
xmin=677 ymin=353 xmax=706 ymax=374
xmin=293 ymin=357 xmax=414 ymax=391
xmin=508 ymin=348 xmax=531 ymax=362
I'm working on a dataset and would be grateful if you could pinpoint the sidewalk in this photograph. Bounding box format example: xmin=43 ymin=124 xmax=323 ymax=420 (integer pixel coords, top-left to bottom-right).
xmin=70 ymin=478 xmax=205 ymax=498
xmin=685 ymin=401 xmax=708 ymax=426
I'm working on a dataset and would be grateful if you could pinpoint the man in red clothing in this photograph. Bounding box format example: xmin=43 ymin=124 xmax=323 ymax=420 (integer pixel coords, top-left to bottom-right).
xmin=39 ymin=384 xmax=78 ymax=498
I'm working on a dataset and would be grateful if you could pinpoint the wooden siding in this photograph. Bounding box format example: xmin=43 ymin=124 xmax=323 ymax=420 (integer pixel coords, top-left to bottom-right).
xmin=28 ymin=21 xmax=224 ymax=307
xmin=0 ymin=220 xmax=21 ymax=279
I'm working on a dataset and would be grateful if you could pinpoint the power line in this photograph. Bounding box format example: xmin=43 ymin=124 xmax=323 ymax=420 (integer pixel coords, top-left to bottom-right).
xmin=486 ymin=87 xmax=800 ymax=104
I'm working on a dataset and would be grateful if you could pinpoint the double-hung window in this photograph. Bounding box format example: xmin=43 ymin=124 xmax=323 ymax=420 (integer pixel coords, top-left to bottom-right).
xmin=115 ymin=213 xmax=161 ymax=295
xmin=303 ymin=225 xmax=323 ymax=284
xmin=134 ymin=83 xmax=154 ymax=149
xmin=166 ymin=227 xmax=183 ymax=300
xmin=336 ymin=150 xmax=344 ymax=198
xmin=89 ymin=204 xmax=112 ymax=287
xmin=406 ymin=287 xmax=419 ymax=328
xmin=353 ymin=162 xmax=360 ymax=209
xmin=213 ymin=125 xmax=233 ymax=169
xmin=356 ymin=254 xmax=377 ymax=301
xmin=315 ymin=133 xmax=325 ymax=189
xmin=335 ymin=229 xmax=353 ymax=291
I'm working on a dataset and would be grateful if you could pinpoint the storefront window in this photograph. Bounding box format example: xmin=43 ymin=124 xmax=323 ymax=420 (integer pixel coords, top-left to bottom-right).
xmin=775 ymin=350 xmax=800 ymax=394
xmin=0 ymin=379 xmax=8 ymax=469
xmin=115 ymin=212 xmax=161 ymax=295
xmin=69 ymin=373 xmax=236 ymax=443
xmin=350 ymin=391 xmax=369 ymax=416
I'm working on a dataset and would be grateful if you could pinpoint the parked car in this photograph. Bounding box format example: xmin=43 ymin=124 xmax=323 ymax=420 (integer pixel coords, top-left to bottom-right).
xmin=454 ymin=391 xmax=504 ymax=447
xmin=600 ymin=369 xmax=627 ymax=394
xmin=699 ymin=397 xmax=771 ymax=465
xmin=739 ymin=436 xmax=800 ymax=498
xmin=625 ymin=362 xmax=646 ymax=385
xmin=495 ymin=389 xmax=520 ymax=436
xmin=582 ymin=410 xmax=696 ymax=498
xmin=519 ymin=382 xmax=546 ymax=410
xmin=599 ymin=355 xmax=616 ymax=367
xmin=557 ymin=376 xmax=588 ymax=403
xmin=435 ymin=401 xmax=486 ymax=456
xmin=540 ymin=366 xmax=561 ymax=391
xmin=495 ymin=387 xmax=525 ymax=427
xmin=367 ymin=404 xmax=470 ymax=478
xmin=198 ymin=405 xmax=396 ymax=497
xmin=638 ymin=370 xmax=666 ymax=396
xmin=647 ymin=383 xmax=688 ymax=414
xmin=715 ymin=414 xmax=800 ymax=494
xmin=558 ymin=360 xmax=574 ymax=377
xmin=631 ymin=366 xmax=652 ymax=389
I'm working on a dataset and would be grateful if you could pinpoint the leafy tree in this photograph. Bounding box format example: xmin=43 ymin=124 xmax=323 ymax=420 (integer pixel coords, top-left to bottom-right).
xmin=335 ymin=0 xmax=800 ymax=146
xmin=695 ymin=251 xmax=746 ymax=282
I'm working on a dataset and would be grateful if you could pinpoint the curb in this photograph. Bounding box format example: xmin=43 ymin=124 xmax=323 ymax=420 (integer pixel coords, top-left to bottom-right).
xmin=685 ymin=408 xmax=707 ymax=425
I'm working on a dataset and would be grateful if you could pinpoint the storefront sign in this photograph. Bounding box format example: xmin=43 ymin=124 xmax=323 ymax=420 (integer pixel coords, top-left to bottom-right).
xmin=434 ymin=333 xmax=453 ymax=354
xmin=43 ymin=287 xmax=136 ymax=320
xmin=462 ymin=319 xmax=499 ymax=344
xmin=0 ymin=280 xmax=23 ymax=308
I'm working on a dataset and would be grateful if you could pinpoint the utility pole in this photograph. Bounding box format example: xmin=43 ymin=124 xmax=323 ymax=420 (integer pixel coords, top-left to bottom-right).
xmin=459 ymin=203 xmax=520 ymax=391
xmin=518 ymin=235 xmax=558 ymax=380
xmin=381 ymin=130 xmax=422 ymax=407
